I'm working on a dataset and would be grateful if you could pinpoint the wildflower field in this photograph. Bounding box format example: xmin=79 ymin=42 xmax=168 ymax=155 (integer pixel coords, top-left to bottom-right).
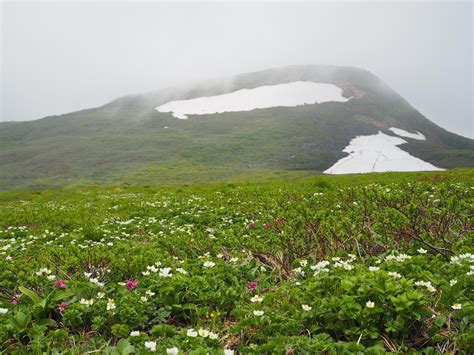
xmin=0 ymin=170 xmax=473 ymax=354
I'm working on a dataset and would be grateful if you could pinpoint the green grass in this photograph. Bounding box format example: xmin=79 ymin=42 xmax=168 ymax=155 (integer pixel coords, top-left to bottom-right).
xmin=0 ymin=169 xmax=473 ymax=353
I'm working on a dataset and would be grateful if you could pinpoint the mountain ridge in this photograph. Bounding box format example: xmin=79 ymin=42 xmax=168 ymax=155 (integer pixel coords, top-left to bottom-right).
xmin=1 ymin=64 xmax=472 ymax=190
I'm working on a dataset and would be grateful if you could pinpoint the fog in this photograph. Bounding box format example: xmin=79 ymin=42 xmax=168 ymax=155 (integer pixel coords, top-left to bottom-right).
xmin=1 ymin=1 xmax=472 ymax=138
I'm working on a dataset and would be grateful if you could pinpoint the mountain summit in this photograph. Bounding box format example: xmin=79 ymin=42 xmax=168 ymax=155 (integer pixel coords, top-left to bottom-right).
xmin=1 ymin=65 xmax=472 ymax=189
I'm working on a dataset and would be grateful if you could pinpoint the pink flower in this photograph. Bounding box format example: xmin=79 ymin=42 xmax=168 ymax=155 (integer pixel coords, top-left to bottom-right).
xmin=248 ymin=223 xmax=257 ymax=229
xmin=58 ymin=301 xmax=69 ymax=313
xmin=248 ymin=281 xmax=258 ymax=292
xmin=125 ymin=280 xmax=138 ymax=290
xmin=11 ymin=296 xmax=19 ymax=305
xmin=52 ymin=280 xmax=67 ymax=289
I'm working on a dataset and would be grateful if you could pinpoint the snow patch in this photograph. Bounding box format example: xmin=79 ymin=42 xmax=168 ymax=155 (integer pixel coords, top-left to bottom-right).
xmin=156 ymin=81 xmax=350 ymax=119
xmin=324 ymin=132 xmax=442 ymax=174
xmin=389 ymin=127 xmax=426 ymax=140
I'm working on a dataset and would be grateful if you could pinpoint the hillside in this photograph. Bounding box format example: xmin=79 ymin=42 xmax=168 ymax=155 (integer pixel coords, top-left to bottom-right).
xmin=1 ymin=65 xmax=473 ymax=190
xmin=0 ymin=170 xmax=473 ymax=352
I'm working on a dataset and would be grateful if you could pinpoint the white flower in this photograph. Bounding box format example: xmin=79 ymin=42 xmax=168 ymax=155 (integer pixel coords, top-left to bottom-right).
xmin=146 ymin=290 xmax=156 ymax=297
xmin=140 ymin=296 xmax=148 ymax=302
xmin=224 ymin=350 xmax=234 ymax=355
xmin=450 ymin=253 xmax=474 ymax=265
xmin=333 ymin=258 xmax=354 ymax=270
xmin=253 ymin=310 xmax=264 ymax=316
xmin=144 ymin=341 xmax=157 ymax=352
xmin=313 ymin=268 xmax=329 ymax=276
xmin=159 ymin=267 xmax=172 ymax=278
xmin=299 ymin=259 xmax=308 ymax=267
xmin=130 ymin=330 xmax=140 ymax=337
xmin=450 ymin=279 xmax=458 ymax=286
xmin=147 ymin=265 xmax=159 ymax=273
xmin=176 ymin=268 xmax=188 ymax=275
xmin=385 ymin=254 xmax=411 ymax=262
xmin=0 ymin=308 xmax=8 ymax=314
xmin=106 ymin=298 xmax=116 ymax=311
xmin=250 ymin=295 xmax=264 ymax=303
xmin=84 ymin=272 xmax=92 ymax=278
xmin=142 ymin=271 xmax=150 ymax=276
xmin=414 ymin=280 xmax=436 ymax=293
xmin=203 ymin=261 xmax=215 ymax=268
xmin=36 ymin=267 xmax=52 ymax=276
xmin=301 ymin=304 xmax=312 ymax=311
xmin=96 ymin=292 xmax=105 ymax=299
xmin=198 ymin=328 xmax=209 ymax=337
xmin=89 ymin=277 xmax=104 ymax=287
xmin=451 ymin=303 xmax=462 ymax=310
xmin=366 ymin=301 xmax=375 ymax=308
xmin=342 ymin=263 xmax=354 ymax=271
xmin=187 ymin=328 xmax=198 ymax=337
xmin=417 ymin=248 xmax=427 ymax=254
xmin=209 ymin=331 xmax=219 ymax=340
xmin=388 ymin=272 xmax=402 ymax=279
xmin=230 ymin=257 xmax=239 ymax=263
xmin=311 ymin=260 xmax=330 ymax=273
xmin=47 ymin=275 xmax=56 ymax=280
xmin=293 ymin=267 xmax=305 ymax=276
xmin=79 ymin=298 xmax=94 ymax=306
xmin=166 ymin=347 xmax=179 ymax=355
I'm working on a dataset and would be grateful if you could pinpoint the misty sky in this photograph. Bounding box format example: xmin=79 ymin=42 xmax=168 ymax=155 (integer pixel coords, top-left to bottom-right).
xmin=1 ymin=1 xmax=472 ymax=138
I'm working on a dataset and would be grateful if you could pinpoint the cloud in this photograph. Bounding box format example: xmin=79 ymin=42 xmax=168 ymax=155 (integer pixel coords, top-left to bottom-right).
xmin=1 ymin=1 xmax=472 ymax=137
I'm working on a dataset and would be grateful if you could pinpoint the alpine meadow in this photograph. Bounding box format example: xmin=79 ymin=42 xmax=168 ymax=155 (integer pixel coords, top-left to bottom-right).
xmin=1 ymin=2 xmax=473 ymax=354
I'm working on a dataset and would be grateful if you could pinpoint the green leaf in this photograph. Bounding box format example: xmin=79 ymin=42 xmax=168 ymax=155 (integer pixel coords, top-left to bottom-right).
xmin=434 ymin=315 xmax=447 ymax=328
xmin=19 ymin=286 xmax=42 ymax=304
xmin=13 ymin=311 xmax=31 ymax=329
xmin=432 ymin=334 xmax=445 ymax=342
xmin=52 ymin=290 xmax=75 ymax=302
xmin=116 ymin=339 xmax=135 ymax=354
xmin=37 ymin=318 xmax=58 ymax=327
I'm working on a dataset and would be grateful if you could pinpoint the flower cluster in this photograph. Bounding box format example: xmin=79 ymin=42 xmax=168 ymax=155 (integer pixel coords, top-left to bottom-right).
xmin=385 ymin=253 xmax=412 ymax=262
xmin=414 ymin=280 xmax=436 ymax=293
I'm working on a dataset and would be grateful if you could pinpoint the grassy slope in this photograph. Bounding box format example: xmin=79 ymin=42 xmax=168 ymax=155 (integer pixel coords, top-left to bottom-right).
xmin=0 ymin=170 xmax=472 ymax=353
xmin=1 ymin=65 xmax=472 ymax=190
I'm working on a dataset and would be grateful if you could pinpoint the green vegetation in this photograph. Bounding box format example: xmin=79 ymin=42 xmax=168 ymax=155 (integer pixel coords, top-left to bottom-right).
xmin=0 ymin=169 xmax=473 ymax=353
xmin=1 ymin=65 xmax=472 ymax=190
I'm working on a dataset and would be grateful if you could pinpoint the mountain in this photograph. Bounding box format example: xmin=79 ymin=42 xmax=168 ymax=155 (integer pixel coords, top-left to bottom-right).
xmin=1 ymin=64 xmax=473 ymax=190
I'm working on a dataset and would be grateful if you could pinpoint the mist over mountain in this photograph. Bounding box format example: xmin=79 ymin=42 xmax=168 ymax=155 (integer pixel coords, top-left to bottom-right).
xmin=0 ymin=65 xmax=472 ymax=190
xmin=2 ymin=1 xmax=472 ymax=139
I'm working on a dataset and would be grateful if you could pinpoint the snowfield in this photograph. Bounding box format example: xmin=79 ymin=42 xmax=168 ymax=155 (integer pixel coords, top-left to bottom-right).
xmin=156 ymin=81 xmax=350 ymax=119
xmin=324 ymin=131 xmax=442 ymax=174
xmin=389 ymin=127 xmax=426 ymax=140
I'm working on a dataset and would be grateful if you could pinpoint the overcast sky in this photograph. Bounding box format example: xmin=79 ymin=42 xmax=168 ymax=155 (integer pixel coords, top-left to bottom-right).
xmin=1 ymin=1 xmax=472 ymax=138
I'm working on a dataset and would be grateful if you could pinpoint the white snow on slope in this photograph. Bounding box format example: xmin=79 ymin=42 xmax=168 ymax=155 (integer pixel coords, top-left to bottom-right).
xmin=156 ymin=81 xmax=350 ymax=119
xmin=389 ymin=127 xmax=426 ymax=140
xmin=324 ymin=132 xmax=442 ymax=174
